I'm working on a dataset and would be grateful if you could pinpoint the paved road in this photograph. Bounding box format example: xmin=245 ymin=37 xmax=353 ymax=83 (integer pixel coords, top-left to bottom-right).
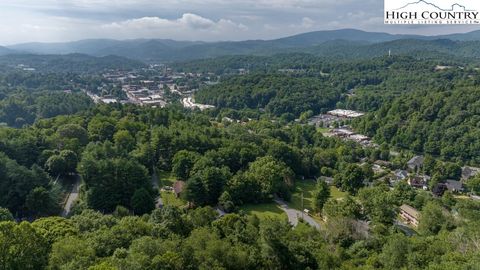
xmin=152 ymin=169 xmax=163 ymax=208
xmin=274 ymin=199 xmax=321 ymax=230
xmin=62 ymin=175 xmax=80 ymax=217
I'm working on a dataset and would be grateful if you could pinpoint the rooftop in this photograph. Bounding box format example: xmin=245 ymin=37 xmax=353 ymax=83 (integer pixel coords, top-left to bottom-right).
xmin=400 ymin=204 xmax=420 ymax=220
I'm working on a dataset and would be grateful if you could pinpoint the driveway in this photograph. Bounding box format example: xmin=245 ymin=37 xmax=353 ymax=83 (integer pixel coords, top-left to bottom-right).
xmin=152 ymin=168 xmax=163 ymax=208
xmin=62 ymin=174 xmax=80 ymax=217
xmin=274 ymin=198 xmax=321 ymax=230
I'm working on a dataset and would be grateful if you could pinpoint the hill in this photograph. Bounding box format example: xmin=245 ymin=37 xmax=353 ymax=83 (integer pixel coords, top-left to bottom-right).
xmin=0 ymin=46 xmax=15 ymax=56
xmin=0 ymin=53 xmax=146 ymax=73
xmin=6 ymin=29 xmax=480 ymax=62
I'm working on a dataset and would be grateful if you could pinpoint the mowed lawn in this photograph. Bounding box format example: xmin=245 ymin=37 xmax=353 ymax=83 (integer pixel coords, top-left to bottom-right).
xmin=289 ymin=180 xmax=317 ymax=211
xmin=239 ymin=203 xmax=287 ymax=221
xmin=289 ymin=180 xmax=348 ymax=211
xmin=160 ymin=191 xmax=186 ymax=207
xmin=157 ymin=170 xmax=177 ymax=187
xmin=331 ymin=186 xmax=348 ymax=199
xmin=157 ymin=170 xmax=186 ymax=207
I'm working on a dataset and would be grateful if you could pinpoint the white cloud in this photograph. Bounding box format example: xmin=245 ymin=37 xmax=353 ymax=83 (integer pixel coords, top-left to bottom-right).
xmin=101 ymin=13 xmax=248 ymax=40
xmin=0 ymin=0 xmax=477 ymax=44
xmin=301 ymin=17 xmax=315 ymax=28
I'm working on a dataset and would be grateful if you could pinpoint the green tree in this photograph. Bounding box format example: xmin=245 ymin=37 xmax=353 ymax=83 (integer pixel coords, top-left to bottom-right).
xmin=358 ymin=185 xmax=396 ymax=225
xmin=60 ymin=150 xmax=78 ymax=174
xmin=88 ymin=116 xmax=116 ymax=142
xmin=323 ymin=196 xmax=362 ymax=219
xmin=380 ymin=234 xmax=410 ymax=270
xmin=0 ymin=222 xmax=49 ymax=270
xmin=312 ymin=181 xmax=330 ymax=212
xmin=418 ymin=202 xmax=453 ymax=235
xmin=113 ymin=130 xmax=136 ymax=155
xmin=57 ymin=124 xmax=89 ymax=146
xmin=244 ymin=156 xmax=294 ymax=200
xmin=48 ymin=236 xmax=96 ymax=270
xmin=131 ymin=188 xmax=155 ymax=215
xmin=334 ymin=164 xmax=365 ymax=195
xmin=25 ymin=187 xmax=58 ymax=217
xmin=466 ymin=176 xmax=480 ymax=195
xmin=45 ymin=155 xmax=67 ymax=177
xmin=171 ymin=150 xmax=200 ymax=180
xmin=0 ymin=208 xmax=13 ymax=222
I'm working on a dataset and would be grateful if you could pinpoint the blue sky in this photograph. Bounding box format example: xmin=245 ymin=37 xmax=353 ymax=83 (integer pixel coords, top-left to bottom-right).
xmin=0 ymin=0 xmax=478 ymax=44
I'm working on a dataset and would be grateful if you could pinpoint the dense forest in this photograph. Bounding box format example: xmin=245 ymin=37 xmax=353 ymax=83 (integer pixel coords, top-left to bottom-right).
xmin=1 ymin=104 xmax=480 ymax=269
xmin=0 ymin=54 xmax=146 ymax=73
xmin=191 ymin=55 xmax=480 ymax=165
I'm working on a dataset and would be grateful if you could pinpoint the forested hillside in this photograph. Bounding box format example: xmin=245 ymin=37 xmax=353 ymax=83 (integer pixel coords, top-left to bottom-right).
xmin=191 ymin=55 xmax=480 ymax=165
xmin=0 ymin=54 xmax=146 ymax=73
xmin=1 ymin=49 xmax=480 ymax=269
xmin=195 ymin=74 xmax=341 ymax=117
xmin=0 ymin=72 xmax=96 ymax=127
xmin=1 ymin=104 xmax=480 ymax=269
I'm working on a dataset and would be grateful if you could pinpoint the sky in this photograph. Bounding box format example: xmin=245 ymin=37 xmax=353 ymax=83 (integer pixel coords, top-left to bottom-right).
xmin=0 ymin=0 xmax=479 ymax=45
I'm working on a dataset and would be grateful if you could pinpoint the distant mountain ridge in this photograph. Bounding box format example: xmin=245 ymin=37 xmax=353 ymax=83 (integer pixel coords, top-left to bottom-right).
xmin=5 ymin=29 xmax=480 ymax=62
xmin=0 ymin=46 xmax=15 ymax=56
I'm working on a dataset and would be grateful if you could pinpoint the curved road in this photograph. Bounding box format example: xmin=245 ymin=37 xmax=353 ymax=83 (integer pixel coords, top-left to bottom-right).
xmin=274 ymin=199 xmax=321 ymax=230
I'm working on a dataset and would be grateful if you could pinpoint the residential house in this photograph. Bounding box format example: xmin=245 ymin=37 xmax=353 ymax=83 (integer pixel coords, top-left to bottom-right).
xmin=389 ymin=169 xmax=409 ymax=186
xmin=445 ymin=180 xmax=464 ymax=193
xmin=407 ymin=156 xmax=424 ymax=172
xmin=173 ymin=181 xmax=186 ymax=198
xmin=432 ymin=183 xmax=448 ymax=197
xmin=375 ymin=160 xmax=392 ymax=168
xmin=395 ymin=170 xmax=409 ymax=181
xmin=319 ymin=176 xmax=334 ymax=186
xmin=408 ymin=175 xmax=429 ymax=190
xmin=399 ymin=204 xmax=420 ymax=227
xmin=462 ymin=166 xmax=480 ymax=181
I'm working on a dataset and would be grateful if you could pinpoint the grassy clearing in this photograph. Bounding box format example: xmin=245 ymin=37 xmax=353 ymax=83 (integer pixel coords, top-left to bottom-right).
xmin=289 ymin=181 xmax=347 ymax=210
xmin=157 ymin=171 xmax=177 ymax=187
xmin=289 ymin=180 xmax=316 ymax=211
xmin=317 ymin=127 xmax=330 ymax=134
xmin=160 ymin=191 xmax=186 ymax=207
xmin=239 ymin=203 xmax=287 ymax=221
xmin=331 ymin=186 xmax=347 ymax=199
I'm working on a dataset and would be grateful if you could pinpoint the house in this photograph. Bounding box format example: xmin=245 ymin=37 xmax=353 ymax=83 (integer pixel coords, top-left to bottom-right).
xmin=375 ymin=160 xmax=392 ymax=168
xmin=408 ymin=176 xmax=428 ymax=190
xmin=462 ymin=166 xmax=480 ymax=181
xmin=319 ymin=176 xmax=334 ymax=186
xmin=445 ymin=180 xmax=464 ymax=193
xmin=372 ymin=164 xmax=385 ymax=174
xmin=432 ymin=183 xmax=448 ymax=197
xmin=395 ymin=170 xmax=409 ymax=181
xmin=407 ymin=156 xmax=424 ymax=172
xmin=173 ymin=181 xmax=186 ymax=198
xmin=389 ymin=170 xmax=409 ymax=186
xmin=399 ymin=204 xmax=420 ymax=227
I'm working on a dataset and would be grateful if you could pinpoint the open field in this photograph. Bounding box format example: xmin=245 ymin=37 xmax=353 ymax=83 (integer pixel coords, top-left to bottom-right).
xmin=157 ymin=171 xmax=177 ymax=187
xmin=239 ymin=203 xmax=287 ymax=221
xmin=331 ymin=186 xmax=348 ymax=199
xmin=289 ymin=180 xmax=317 ymax=211
xmin=289 ymin=180 xmax=348 ymax=211
xmin=160 ymin=191 xmax=186 ymax=207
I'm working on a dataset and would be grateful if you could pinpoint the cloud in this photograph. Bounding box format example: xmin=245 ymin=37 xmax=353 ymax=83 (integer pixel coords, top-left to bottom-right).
xmin=0 ymin=0 xmax=477 ymax=44
xmin=101 ymin=13 xmax=248 ymax=40
xmin=301 ymin=17 xmax=315 ymax=28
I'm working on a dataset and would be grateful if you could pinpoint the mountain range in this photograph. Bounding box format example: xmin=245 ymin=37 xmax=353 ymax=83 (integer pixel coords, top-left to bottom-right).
xmin=4 ymin=29 xmax=480 ymax=62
